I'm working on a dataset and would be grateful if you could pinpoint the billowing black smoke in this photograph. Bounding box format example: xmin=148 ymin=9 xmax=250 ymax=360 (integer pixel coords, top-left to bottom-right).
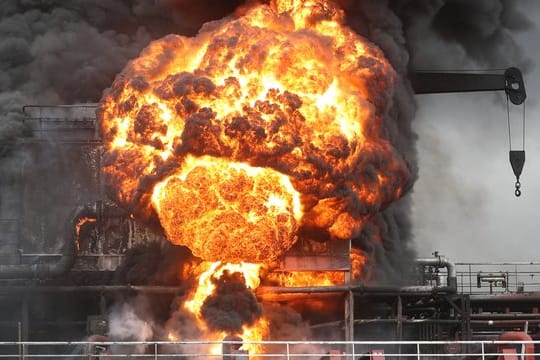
xmin=389 ymin=0 xmax=532 ymax=69
xmin=330 ymin=0 xmax=533 ymax=283
xmin=1 ymin=0 xmax=534 ymax=282
xmin=201 ymin=271 xmax=262 ymax=333
xmin=0 ymin=0 xmax=535 ymax=348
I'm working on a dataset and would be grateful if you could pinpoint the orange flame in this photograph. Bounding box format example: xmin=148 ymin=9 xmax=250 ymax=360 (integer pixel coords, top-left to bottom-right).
xmin=98 ymin=0 xmax=412 ymax=347
xmin=74 ymin=217 xmax=96 ymax=252
xmin=98 ymin=0 xmax=410 ymax=266
xmin=151 ymin=155 xmax=301 ymax=265
xmin=350 ymin=248 xmax=367 ymax=280
xmin=266 ymin=271 xmax=344 ymax=287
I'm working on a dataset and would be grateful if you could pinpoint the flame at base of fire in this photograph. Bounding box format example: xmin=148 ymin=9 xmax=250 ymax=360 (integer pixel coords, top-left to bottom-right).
xmin=171 ymin=262 xmax=269 ymax=356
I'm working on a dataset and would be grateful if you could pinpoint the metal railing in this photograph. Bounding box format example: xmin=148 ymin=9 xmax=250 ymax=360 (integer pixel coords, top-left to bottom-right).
xmin=455 ymin=262 xmax=540 ymax=294
xmin=20 ymin=105 xmax=100 ymax=142
xmin=0 ymin=340 xmax=538 ymax=359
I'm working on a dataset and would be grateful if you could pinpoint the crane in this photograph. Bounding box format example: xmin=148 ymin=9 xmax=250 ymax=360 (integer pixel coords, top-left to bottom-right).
xmin=410 ymin=67 xmax=527 ymax=196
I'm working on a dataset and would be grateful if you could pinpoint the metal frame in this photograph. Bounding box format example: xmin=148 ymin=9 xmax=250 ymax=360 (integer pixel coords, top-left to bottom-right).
xmin=0 ymin=339 xmax=537 ymax=358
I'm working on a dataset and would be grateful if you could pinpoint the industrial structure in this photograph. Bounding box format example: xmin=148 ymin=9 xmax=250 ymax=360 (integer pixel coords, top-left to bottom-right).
xmin=0 ymin=68 xmax=538 ymax=358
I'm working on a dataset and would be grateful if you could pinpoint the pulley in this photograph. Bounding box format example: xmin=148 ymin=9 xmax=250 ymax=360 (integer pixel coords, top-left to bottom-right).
xmin=505 ymin=70 xmax=526 ymax=198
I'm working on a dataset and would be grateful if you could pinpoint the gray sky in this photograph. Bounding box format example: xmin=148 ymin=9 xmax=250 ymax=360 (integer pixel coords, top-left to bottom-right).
xmin=411 ymin=3 xmax=540 ymax=262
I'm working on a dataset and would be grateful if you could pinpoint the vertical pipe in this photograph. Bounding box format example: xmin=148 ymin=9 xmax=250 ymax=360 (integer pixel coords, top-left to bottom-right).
xmin=21 ymin=295 xmax=28 ymax=358
xmin=99 ymin=293 xmax=106 ymax=316
xmin=154 ymin=343 xmax=158 ymax=360
xmin=416 ymin=343 xmax=420 ymax=360
xmin=97 ymin=144 xmax=102 ymax=194
xmin=469 ymin=264 xmax=472 ymax=294
xmin=286 ymin=343 xmax=290 ymax=360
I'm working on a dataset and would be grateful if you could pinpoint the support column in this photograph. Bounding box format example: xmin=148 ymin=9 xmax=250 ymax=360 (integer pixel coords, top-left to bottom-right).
xmin=344 ymin=290 xmax=354 ymax=358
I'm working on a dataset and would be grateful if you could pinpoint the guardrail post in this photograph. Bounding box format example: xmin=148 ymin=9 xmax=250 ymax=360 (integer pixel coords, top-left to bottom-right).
xmin=481 ymin=342 xmax=485 ymax=360
xmin=286 ymin=342 xmax=290 ymax=360
xmin=417 ymin=343 xmax=420 ymax=360
xmin=154 ymin=343 xmax=158 ymax=360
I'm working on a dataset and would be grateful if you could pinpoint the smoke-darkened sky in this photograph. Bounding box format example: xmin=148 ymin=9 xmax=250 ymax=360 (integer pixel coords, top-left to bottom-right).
xmin=411 ymin=1 xmax=540 ymax=262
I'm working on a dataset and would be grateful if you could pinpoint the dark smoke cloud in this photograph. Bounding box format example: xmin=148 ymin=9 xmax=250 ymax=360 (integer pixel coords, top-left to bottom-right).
xmin=331 ymin=0 xmax=418 ymax=283
xmin=0 ymin=1 xmax=180 ymax=110
xmin=201 ymin=271 xmax=262 ymax=333
xmin=262 ymin=302 xmax=311 ymax=339
xmin=114 ymin=241 xmax=198 ymax=286
xmin=161 ymin=0 xmax=247 ymax=31
xmin=0 ymin=1 xmax=180 ymax=264
xmin=389 ymin=0 xmax=533 ymax=69
xmin=1 ymin=0 xmax=531 ymax=285
xmin=1 ymin=1 xmax=535 ymax=347
xmin=330 ymin=0 xmax=533 ymax=283
xmin=0 ymin=0 xmax=240 ymax=151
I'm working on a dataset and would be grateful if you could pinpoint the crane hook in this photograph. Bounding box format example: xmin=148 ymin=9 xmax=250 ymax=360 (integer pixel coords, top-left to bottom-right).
xmin=509 ymin=150 xmax=525 ymax=197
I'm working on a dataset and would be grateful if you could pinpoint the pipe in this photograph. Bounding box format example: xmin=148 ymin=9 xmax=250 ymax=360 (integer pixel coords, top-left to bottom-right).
xmin=470 ymin=294 xmax=540 ymax=303
xmin=0 ymin=285 xmax=181 ymax=294
xmin=416 ymin=256 xmax=457 ymax=290
xmin=471 ymin=319 xmax=540 ymax=326
xmin=0 ymin=203 xmax=98 ymax=279
xmin=471 ymin=313 xmax=540 ymax=320
xmin=256 ymin=283 xmax=457 ymax=299
xmin=498 ymin=332 xmax=535 ymax=360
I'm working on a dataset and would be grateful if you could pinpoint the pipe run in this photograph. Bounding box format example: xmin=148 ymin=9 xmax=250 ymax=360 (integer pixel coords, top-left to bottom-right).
xmin=0 ymin=203 xmax=98 ymax=279
xmin=416 ymin=255 xmax=457 ymax=290
xmin=256 ymin=283 xmax=457 ymax=298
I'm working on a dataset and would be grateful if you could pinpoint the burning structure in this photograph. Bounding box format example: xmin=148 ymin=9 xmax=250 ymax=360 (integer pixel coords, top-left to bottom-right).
xmin=0 ymin=0 xmax=538 ymax=358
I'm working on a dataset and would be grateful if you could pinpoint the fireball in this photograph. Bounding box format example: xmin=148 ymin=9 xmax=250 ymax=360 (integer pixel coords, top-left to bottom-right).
xmin=98 ymin=0 xmax=409 ymax=264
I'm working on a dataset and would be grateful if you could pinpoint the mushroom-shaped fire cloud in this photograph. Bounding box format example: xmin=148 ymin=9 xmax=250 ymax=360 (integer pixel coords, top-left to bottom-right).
xmin=98 ymin=0 xmax=411 ymax=265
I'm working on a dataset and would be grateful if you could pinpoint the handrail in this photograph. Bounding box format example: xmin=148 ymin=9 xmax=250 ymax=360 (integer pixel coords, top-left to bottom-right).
xmin=453 ymin=261 xmax=540 ymax=294
xmin=0 ymin=339 xmax=537 ymax=358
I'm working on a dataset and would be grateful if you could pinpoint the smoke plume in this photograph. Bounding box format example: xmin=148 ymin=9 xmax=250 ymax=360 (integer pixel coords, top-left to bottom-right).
xmin=201 ymin=271 xmax=262 ymax=333
xmin=2 ymin=0 xmax=531 ymax=283
xmin=0 ymin=0 xmax=535 ymax=348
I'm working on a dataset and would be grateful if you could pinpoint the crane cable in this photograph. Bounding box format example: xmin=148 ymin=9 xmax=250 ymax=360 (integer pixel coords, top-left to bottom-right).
xmin=506 ymin=93 xmax=526 ymax=197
